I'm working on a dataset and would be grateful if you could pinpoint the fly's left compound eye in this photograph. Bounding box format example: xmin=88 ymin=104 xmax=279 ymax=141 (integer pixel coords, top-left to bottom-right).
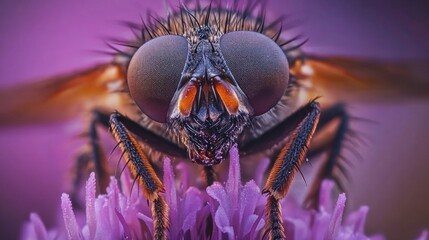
xmin=127 ymin=35 xmax=188 ymax=123
xmin=220 ymin=31 xmax=289 ymax=116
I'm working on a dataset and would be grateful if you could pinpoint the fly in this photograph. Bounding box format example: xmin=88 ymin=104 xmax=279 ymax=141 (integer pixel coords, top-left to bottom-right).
xmin=1 ymin=1 xmax=428 ymax=240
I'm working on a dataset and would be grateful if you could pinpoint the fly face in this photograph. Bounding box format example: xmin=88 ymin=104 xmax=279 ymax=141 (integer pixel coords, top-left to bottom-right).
xmin=127 ymin=13 xmax=290 ymax=165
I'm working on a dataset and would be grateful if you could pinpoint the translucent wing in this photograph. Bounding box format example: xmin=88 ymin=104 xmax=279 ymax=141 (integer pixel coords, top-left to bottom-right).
xmin=290 ymin=54 xmax=429 ymax=105
xmin=0 ymin=63 xmax=128 ymax=125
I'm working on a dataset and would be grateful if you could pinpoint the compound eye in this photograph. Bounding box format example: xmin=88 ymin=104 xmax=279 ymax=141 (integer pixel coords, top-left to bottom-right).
xmin=128 ymin=35 xmax=188 ymax=122
xmin=220 ymin=31 xmax=289 ymax=115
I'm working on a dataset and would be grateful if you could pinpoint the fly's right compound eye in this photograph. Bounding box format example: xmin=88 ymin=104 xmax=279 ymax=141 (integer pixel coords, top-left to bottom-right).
xmin=220 ymin=31 xmax=289 ymax=116
xmin=127 ymin=35 xmax=188 ymax=123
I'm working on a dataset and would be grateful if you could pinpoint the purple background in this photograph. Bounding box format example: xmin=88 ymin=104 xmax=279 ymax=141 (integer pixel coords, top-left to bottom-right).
xmin=1 ymin=0 xmax=428 ymax=239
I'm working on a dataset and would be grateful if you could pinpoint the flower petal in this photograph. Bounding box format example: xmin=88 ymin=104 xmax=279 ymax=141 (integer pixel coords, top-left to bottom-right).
xmin=242 ymin=214 xmax=264 ymax=236
xmin=346 ymin=206 xmax=369 ymax=234
xmin=319 ymin=180 xmax=335 ymax=213
xmin=310 ymin=209 xmax=330 ymax=240
xmin=226 ymin=144 xmax=240 ymax=211
xmin=163 ymin=158 xmax=179 ymax=236
xmin=106 ymin=177 xmax=121 ymax=236
xmin=181 ymin=187 xmax=203 ymax=232
xmin=26 ymin=213 xmax=49 ymax=240
xmin=214 ymin=206 xmax=231 ymax=230
xmin=115 ymin=209 xmax=131 ymax=240
xmin=85 ymin=172 xmax=97 ymax=239
xmin=61 ymin=193 xmax=82 ymax=240
xmin=325 ymin=193 xmax=346 ymax=240
xmin=94 ymin=197 xmax=113 ymax=239
xmin=207 ymin=182 xmax=230 ymax=216
xmin=239 ymin=180 xmax=262 ymax=225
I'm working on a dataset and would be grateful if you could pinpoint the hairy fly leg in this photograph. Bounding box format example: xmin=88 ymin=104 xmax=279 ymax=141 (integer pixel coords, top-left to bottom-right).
xmin=262 ymin=101 xmax=320 ymax=240
xmin=70 ymin=109 xmax=189 ymax=205
xmin=110 ymin=112 xmax=169 ymax=240
xmin=304 ymin=103 xmax=350 ymax=209
xmin=72 ymin=111 xmax=173 ymax=239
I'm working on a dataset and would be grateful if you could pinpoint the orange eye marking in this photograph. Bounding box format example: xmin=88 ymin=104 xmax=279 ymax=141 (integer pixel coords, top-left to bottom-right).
xmin=178 ymin=83 xmax=197 ymax=116
xmin=214 ymin=80 xmax=239 ymax=114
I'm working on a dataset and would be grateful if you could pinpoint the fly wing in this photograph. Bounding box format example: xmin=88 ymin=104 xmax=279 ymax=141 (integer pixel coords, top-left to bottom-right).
xmin=0 ymin=63 xmax=130 ymax=125
xmin=290 ymin=54 xmax=429 ymax=105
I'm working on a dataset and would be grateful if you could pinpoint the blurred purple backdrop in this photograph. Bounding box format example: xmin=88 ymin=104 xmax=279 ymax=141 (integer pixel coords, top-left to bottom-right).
xmin=0 ymin=0 xmax=428 ymax=239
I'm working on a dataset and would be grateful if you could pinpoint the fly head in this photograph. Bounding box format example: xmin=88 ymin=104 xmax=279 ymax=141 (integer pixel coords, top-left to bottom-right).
xmin=127 ymin=9 xmax=290 ymax=166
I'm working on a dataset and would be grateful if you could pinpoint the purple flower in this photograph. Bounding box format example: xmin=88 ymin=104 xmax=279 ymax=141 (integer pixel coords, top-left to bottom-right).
xmin=206 ymin=145 xmax=265 ymax=239
xmin=21 ymin=145 xmax=427 ymax=239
